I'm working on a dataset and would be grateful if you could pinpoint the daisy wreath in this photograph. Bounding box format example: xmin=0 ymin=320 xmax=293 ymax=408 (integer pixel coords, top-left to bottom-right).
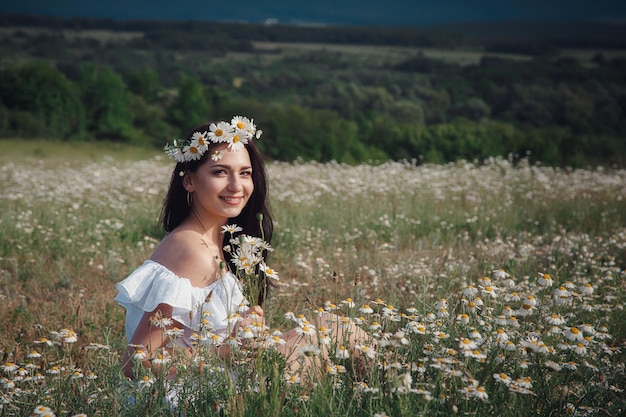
xmin=164 ymin=115 xmax=263 ymax=163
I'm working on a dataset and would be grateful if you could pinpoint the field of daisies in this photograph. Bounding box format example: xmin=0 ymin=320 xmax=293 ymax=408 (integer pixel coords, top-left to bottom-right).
xmin=1 ymin=150 xmax=625 ymax=416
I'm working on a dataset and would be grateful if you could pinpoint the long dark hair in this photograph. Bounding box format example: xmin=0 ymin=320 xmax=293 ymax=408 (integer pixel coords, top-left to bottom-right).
xmin=159 ymin=123 xmax=274 ymax=304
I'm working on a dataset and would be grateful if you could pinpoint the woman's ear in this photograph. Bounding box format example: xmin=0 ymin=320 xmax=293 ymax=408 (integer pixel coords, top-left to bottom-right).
xmin=182 ymin=172 xmax=194 ymax=193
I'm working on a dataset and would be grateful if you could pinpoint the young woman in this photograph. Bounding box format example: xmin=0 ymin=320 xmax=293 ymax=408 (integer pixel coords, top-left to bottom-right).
xmin=115 ymin=116 xmax=368 ymax=381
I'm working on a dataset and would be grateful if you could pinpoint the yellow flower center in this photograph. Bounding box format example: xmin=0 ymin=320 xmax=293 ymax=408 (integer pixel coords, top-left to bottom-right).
xmin=189 ymin=146 xmax=199 ymax=154
xmin=571 ymin=327 xmax=579 ymax=334
xmin=237 ymin=121 xmax=245 ymax=129
xmin=233 ymin=135 xmax=240 ymax=143
xmin=215 ymin=129 xmax=223 ymax=136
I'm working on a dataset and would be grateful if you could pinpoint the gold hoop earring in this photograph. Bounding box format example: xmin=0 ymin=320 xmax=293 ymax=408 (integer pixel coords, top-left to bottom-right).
xmin=187 ymin=192 xmax=193 ymax=207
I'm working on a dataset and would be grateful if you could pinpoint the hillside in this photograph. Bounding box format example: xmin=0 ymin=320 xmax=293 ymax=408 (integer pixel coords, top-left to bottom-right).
xmin=0 ymin=13 xmax=625 ymax=167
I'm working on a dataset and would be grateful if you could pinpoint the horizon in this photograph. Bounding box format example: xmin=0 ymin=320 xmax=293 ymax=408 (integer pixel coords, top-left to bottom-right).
xmin=1 ymin=0 xmax=626 ymax=27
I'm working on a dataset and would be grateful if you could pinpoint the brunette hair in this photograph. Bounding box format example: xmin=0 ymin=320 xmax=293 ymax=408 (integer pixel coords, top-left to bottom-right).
xmin=159 ymin=123 xmax=274 ymax=304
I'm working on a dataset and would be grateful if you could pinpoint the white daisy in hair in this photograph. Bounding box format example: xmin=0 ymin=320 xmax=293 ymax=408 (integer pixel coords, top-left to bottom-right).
xmin=226 ymin=128 xmax=250 ymax=152
xmin=182 ymin=144 xmax=202 ymax=161
xmin=231 ymin=115 xmax=256 ymax=134
xmin=190 ymin=131 xmax=209 ymax=153
xmin=208 ymin=121 xmax=234 ymax=143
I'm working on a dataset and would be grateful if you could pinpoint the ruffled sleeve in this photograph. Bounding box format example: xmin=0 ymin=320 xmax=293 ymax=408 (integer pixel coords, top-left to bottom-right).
xmin=115 ymin=260 xmax=244 ymax=343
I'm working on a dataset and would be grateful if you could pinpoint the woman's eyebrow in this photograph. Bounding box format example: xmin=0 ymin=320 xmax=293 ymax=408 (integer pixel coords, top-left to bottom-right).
xmin=210 ymin=164 xmax=253 ymax=170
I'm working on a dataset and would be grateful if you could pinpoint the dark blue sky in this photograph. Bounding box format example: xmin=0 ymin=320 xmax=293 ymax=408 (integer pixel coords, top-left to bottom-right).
xmin=0 ymin=0 xmax=625 ymax=26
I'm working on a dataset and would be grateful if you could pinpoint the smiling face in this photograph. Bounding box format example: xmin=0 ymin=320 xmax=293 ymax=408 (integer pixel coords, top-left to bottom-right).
xmin=183 ymin=144 xmax=254 ymax=224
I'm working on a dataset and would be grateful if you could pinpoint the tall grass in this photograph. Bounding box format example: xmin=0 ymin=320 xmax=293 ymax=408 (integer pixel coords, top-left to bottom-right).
xmin=0 ymin=145 xmax=624 ymax=416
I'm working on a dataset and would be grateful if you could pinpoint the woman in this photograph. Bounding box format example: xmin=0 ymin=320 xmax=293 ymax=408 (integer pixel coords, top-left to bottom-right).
xmin=115 ymin=116 xmax=368 ymax=381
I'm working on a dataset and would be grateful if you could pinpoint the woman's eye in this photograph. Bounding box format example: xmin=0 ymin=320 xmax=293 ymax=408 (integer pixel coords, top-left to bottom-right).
xmin=241 ymin=171 xmax=252 ymax=176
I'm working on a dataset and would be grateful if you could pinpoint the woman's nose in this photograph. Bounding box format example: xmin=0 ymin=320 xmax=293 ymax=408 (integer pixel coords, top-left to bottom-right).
xmin=228 ymin=174 xmax=243 ymax=191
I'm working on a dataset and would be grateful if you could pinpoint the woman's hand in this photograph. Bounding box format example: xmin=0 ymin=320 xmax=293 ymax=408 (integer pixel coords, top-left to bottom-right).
xmin=237 ymin=305 xmax=265 ymax=333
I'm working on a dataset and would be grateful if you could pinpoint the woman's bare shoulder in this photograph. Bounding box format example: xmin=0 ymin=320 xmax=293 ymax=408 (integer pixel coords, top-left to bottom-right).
xmin=151 ymin=229 xmax=221 ymax=285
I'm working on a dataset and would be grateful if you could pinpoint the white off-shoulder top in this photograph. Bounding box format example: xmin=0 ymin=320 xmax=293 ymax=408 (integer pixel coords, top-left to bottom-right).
xmin=115 ymin=260 xmax=244 ymax=346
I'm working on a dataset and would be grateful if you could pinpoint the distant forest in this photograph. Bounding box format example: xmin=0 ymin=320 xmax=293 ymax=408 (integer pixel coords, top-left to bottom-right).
xmin=1 ymin=13 xmax=625 ymax=166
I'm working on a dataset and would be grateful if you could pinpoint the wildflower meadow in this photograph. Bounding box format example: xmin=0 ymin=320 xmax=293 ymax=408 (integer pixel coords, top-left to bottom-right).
xmin=0 ymin=144 xmax=625 ymax=416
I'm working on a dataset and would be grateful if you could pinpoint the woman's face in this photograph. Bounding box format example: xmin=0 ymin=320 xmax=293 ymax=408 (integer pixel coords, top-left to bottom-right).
xmin=184 ymin=145 xmax=254 ymax=223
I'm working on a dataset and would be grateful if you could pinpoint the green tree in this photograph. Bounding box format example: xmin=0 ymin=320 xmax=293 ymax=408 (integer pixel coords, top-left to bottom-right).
xmin=168 ymin=74 xmax=211 ymax=130
xmin=0 ymin=62 xmax=85 ymax=139
xmin=125 ymin=67 xmax=162 ymax=102
xmin=77 ymin=65 xmax=133 ymax=140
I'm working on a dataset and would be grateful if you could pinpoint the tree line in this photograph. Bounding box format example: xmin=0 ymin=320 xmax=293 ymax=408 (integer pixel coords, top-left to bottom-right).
xmin=1 ymin=14 xmax=625 ymax=166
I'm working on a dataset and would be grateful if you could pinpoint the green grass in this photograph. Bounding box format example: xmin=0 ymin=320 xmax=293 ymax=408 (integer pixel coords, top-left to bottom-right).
xmin=0 ymin=138 xmax=162 ymax=164
xmin=0 ymin=145 xmax=625 ymax=416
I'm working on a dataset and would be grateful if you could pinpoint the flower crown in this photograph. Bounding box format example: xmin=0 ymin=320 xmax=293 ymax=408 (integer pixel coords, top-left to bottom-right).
xmin=165 ymin=115 xmax=262 ymax=163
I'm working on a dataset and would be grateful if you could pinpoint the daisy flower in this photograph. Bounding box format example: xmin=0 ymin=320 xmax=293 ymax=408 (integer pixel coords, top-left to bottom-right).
xmin=32 ymin=406 xmax=55 ymax=416
xmin=182 ymin=144 xmax=203 ymax=161
xmin=359 ymin=304 xmax=374 ymax=314
xmin=208 ymin=121 xmax=233 ymax=143
xmin=166 ymin=146 xmax=186 ymax=163
xmin=150 ymin=314 xmax=173 ymax=329
xmin=231 ymin=115 xmax=256 ymax=134
xmin=1 ymin=378 xmax=14 ymax=389
xmin=132 ymin=349 xmax=148 ymax=361
xmin=563 ymin=327 xmax=584 ymax=342
xmin=493 ymin=372 xmax=512 ymax=385
xmin=459 ymin=338 xmax=477 ymax=351
xmin=1 ymin=363 xmax=18 ymax=374
xmin=545 ymin=313 xmax=566 ymax=325
xmin=463 ymin=285 xmax=478 ymax=297
xmin=285 ymin=373 xmax=301 ymax=385
xmin=495 ymin=328 xmax=509 ymax=342
xmin=226 ymin=129 xmax=249 ymax=152
xmin=538 ymin=272 xmax=554 ymax=286
xmin=492 ymin=269 xmax=510 ymax=279
xmin=573 ymin=343 xmax=588 ymax=355
xmin=191 ymin=131 xmax=209 ymax=152
xmin=481 ymin=285 xmax=499 ymax=298
xmin=340 ymin=297 xmax=355 ymax=308
xmin=266 ymin=334 xmax=286 ymax=347
xmin=211 ymin=150 xmax=224 ymax=161
xmin=207 ymin=333 xmax=224 ymax=346
xmin=239 ymin=326 xmax=255 ymax=339
xmin=27 ymin=350 xmax=42 ymax=359
xmin=296 ymin=324 xmax=316 ymax=337
xmin=152 ymin=352 xmax=171 ymax=366
xmin=298 ymin=344 xmax=321 ymax=357
xmin=471 ymin=386 xmax=489 ymax=401
xmin=138 ymin=375 xmax=154 ymax=390
xmin=165 ymin=327 xmax=185 ymax=339
xmin=335 ymin=345 xmax=350 ymax=359
xmin=356 ymin=344 xmax=377 ymax=360
xmin=221 ymin=224 xmax=243 ymax=234
xmin=579 ymin=283 xmax=594 ymax=295
xmin=457 ymin=313 xmax=470 ymax=324
xmin=260 ymin=263 xmax=280 ymax=281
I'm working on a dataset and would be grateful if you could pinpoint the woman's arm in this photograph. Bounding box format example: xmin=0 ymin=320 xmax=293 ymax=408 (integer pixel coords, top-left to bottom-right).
xmin=122 ymin=303 xmax=183 ymax=379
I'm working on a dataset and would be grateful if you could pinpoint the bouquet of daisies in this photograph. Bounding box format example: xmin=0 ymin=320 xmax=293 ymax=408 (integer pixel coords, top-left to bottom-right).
xmin=220 ymin=218 xmax=279 ymax=306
